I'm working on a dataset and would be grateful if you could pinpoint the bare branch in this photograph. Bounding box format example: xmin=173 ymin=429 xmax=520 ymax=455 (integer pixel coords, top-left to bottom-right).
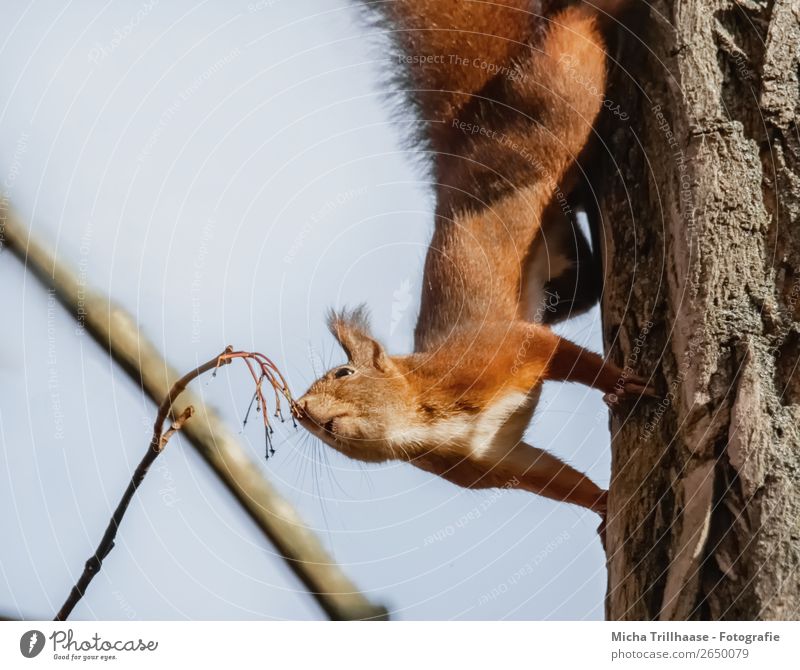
xmin=54 ymin=347 xmax=245 ymax=621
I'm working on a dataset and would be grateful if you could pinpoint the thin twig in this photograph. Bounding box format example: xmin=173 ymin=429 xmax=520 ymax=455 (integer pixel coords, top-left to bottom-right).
xmin=54 ymin=403 xmax=194 ymax=621
xmin=54 ymin=349 xmax=235 ymax=621
xmin=54 ymin=347 xmax=301 ymax=620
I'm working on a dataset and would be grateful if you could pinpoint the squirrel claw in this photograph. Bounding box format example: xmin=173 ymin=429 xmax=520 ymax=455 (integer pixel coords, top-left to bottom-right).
xmin=592 ymin=491 xmax=608 ymax=551
xmin=597 ymin=515 xmax=607 ymax=551
xmin=623 ymin=375 xmax=659 ymax=398
xmin=604 ymin=373 xmax=658 ymax=411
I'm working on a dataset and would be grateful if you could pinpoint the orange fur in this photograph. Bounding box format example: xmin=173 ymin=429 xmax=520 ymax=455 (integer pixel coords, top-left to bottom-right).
xmin=365 ymin=0 xmax=538 ymax=150
xmin=298 ymin=1 xmax=652 ymax=519
xmin=417 ymin=5 xmax=610 ymax=348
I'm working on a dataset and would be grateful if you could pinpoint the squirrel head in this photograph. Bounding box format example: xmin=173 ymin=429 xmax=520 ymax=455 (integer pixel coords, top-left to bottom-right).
xmin=296 ymin=307 xmax=416 ymax=462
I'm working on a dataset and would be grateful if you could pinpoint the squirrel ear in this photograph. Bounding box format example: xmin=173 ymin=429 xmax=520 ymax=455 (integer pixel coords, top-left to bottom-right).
xmin=327 ymin=305 xmax=389 ymax=370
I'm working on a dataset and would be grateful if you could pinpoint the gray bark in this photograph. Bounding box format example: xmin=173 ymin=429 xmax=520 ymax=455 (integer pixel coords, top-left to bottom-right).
xmin=599 ymin=0 xmax=800 ymax=620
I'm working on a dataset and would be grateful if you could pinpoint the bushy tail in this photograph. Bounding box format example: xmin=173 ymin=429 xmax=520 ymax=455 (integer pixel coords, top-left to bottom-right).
xmin=360 ymin=0 xmax=540 ymax=150
xmin=363 ymin=2 xmax=621 ymax=200
xmin=439 ymin=5 xmax=613 ymax=214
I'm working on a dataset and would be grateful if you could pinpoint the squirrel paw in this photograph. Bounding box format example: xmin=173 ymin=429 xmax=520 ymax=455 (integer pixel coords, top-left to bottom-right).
xmin=603 ymin=373 xmax=658 ymax=412
xmin=621 ymin=373 xmax=659 ymax=398
xmin=593 ymin=491 xmax=608 ymax=551
xmin=597 ymin=515 xmax=607 ymax=551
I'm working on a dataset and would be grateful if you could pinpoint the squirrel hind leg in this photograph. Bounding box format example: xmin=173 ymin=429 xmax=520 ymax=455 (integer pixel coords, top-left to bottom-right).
xmin=501 ymin=441 xmax=607 ymax=514
xmin=522 ymin=201 xmax=601 ymax=325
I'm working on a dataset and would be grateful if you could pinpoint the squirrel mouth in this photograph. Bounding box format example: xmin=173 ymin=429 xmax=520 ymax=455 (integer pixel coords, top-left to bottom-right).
xmin=322 ymin=414 xmax=349 ymax=436
xmin=296 ymin=406 xmax=346 ymax=437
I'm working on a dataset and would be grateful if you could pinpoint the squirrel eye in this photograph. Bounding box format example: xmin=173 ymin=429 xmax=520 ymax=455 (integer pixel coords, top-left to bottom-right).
xmin=334 ymin=367 xmax=355 ymax=379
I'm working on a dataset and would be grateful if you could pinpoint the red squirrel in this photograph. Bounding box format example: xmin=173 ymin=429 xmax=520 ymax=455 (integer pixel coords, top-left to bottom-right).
xmin=296 ymin=0 xmax=655 ymax=528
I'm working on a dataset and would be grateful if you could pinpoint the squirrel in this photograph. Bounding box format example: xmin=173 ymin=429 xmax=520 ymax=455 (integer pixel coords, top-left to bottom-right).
xmin=296 ymin=0 xmax=655 ymax=532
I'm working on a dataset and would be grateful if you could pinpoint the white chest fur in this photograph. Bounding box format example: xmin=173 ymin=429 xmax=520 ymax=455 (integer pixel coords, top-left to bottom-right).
xmin=389 ymin=389 xmax=540 ymax=457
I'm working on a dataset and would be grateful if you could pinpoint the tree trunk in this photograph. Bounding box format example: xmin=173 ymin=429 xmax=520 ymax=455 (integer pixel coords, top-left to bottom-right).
xmin=599 ymin=0 xmax=800 ymax=620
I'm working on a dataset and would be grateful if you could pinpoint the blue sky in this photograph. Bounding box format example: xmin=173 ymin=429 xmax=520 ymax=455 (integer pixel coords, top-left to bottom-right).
xmin=0 ymin=0 xmax=611 ymax=620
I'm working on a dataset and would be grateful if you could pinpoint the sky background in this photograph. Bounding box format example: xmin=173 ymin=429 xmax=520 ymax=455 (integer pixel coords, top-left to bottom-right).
xmin=0 ymin=0 xmax=613 ymax=620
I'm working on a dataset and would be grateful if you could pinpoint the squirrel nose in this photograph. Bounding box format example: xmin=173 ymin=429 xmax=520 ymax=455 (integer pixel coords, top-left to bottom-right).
xmin=297 ymin=395 xmax=317 ymax=420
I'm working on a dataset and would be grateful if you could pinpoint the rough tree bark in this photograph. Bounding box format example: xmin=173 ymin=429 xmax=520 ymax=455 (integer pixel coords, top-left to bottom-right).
xmin=598 ymin=0 xmax=800 ymax=620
